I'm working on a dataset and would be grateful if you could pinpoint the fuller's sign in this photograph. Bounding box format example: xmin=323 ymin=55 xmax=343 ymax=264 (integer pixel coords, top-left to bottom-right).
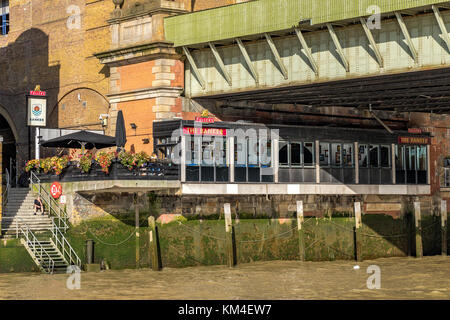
xmin=398 ymin=136 xmax=430 ymax=145
xmin=195 ymin=116 xmax=215 ymax=124
xmin=27 ymin=95 xmax=47 ymax=127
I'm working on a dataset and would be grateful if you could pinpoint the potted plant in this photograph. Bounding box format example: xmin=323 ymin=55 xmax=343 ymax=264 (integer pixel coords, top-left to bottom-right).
xmin=79 ymin=152 xmax=94 ymax=174
xmin=95 ymin=151 xmax=116 ymax=174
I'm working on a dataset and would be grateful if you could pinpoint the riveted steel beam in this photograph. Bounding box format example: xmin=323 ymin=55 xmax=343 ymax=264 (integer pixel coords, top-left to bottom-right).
xmin=326 ymin=23 xmax=349 ymax=72
xmin=432 ymin=5 xmax=450 ymax=53
xmin=209 ymin=42 xmax=232 ymax=86
xmin=294 ymin=28 xmax=318 ymax=75
xmin=182 ymin=46 xmax=205 ymax=90
xmin=236 ymin=38 xmax=259 ymax=83
xmin=395 ymin=12 xmax=418 ymax=63
xmin=264 ymin=33 xmax=288 ymax=80
xmin=360 ymin=17 xmax=384 ymax=68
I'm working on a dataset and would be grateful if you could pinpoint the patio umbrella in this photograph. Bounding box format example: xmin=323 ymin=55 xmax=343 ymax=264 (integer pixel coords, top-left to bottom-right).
xmin=41 ymin=130 xmax=117 ymax=152
xmin=115 ymin=110 xmax=127 ymax=151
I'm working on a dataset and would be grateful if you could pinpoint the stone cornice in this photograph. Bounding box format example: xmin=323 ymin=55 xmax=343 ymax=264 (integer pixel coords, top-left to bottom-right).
xmin=107 ymin=87 xmax=183 ymax=104
xmin=108 ymin=8 xmax=188 ymax=24
xmin=94 ymin=41 xmax=181 ymax=66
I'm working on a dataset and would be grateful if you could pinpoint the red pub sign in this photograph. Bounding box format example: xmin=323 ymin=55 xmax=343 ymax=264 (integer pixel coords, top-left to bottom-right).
xmin=183 ymin=127 xmax=227 ymax=136
xmin=398 ymin=136 xmax=431 ymax=145
xmin=29 ymin=91 xmax=46 ymax=96
xmin=194 ymin=116 xmax=215 ymax=124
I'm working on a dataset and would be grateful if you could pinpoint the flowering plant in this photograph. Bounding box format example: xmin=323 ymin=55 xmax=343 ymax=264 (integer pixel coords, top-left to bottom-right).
xmin=134 ymin=151 xmax=150 ymax=168
xmin=25 ymin=159 xmax=41 ymax=172
xmin=118 ymin=150 xmax=135 ymax=171
xmin=95 ymin=151 xmax=116 ymax=174
xmin=39 ymin=158 xmax=53 ymax=174
xmin=79 ymin=152 xmax=94 ymax=173
xmin=53 ymin=156 xmax=69 ymax=175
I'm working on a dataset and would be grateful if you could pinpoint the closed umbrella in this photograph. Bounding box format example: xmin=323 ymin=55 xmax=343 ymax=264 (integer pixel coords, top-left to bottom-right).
xmin=115 ymin=110 xmax=127 ymax=151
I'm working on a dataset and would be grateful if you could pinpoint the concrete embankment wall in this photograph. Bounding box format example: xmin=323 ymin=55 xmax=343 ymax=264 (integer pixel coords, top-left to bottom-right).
xmin=1 ymin=191 xmax=447 ymax=272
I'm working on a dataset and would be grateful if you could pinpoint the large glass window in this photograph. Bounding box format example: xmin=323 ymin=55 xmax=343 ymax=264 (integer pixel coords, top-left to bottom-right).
xmin=278 ymin=141 xmax=315 ymax=167
xmin=279 ymin=141 xmax=288 ymax=166
xmin=380 ymin=145 xmax=390 ymax=168
xmin=369 ymin=145 xmax=379 ymax=168
xmin=319 ymin=142 xmax=330 ymax=166
xmin=331 ymin=143 xmax=341 ymax=167
xmin=418 ymin=146 xmax=427 ymax=171
xmin=304 ymin=142 xmax=314 ymax=167
xmin=342 ymin=144 xmax=354 ymax=167
xmin=359 ymin=145 xmax=368 ymax=168
xmin=290 ymin=142 xmax=301 ymax=166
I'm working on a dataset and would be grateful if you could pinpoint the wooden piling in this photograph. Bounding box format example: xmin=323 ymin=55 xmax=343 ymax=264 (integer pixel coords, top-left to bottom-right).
xmin=148 ymin=216 xmax=162 ymax=271
xmin=441 ymin=200 xmax=448 ymax=256
xmin=354 ymin=202 xmax=363 ymax=262
xmin=134 ymin=194 xmax=140 ymax=269
xmin=414 ymin=202 xmax=423 ymax=258
xmin=296 ymin=201 xmax=305 ymax=261
xmin=224 ymin=203 xmax=236 ymax=267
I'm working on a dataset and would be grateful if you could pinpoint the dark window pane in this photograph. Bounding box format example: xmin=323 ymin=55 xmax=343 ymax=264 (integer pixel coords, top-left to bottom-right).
xmin=304 ymin=142 xmax=314 ymax=166
xmin=291 ymin=142 xmax=301 ymax=166
xmin=343 ymin=143 xmax=353 ymax=167
xmin=319 ymin=143 xmax=330 ymax=166
xmin=359 ymin=145 xmax=368 ymax=168
xmin=279 ymin=141 xmax=288 ymax=166
xmin=369 ymin=145 xmax=379 ymax=168
xmin=331 ymin=143 xmax=341 ymax=167
xmin=380 ymin=145 xmax=390 ymax=168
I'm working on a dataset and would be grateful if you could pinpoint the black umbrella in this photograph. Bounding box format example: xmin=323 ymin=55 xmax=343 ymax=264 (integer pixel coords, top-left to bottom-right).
xmin=115 ymin=110 xmax=127 ymax=150
xmin=41 ymin=130 xmax=117 ymax=152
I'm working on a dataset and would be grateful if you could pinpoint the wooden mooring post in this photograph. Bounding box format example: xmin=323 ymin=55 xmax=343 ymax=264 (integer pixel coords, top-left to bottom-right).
xmin=224 ymin=203 xmax=236 ymax=267
xmin=148 ymin=216 xmax=162 ymax=271
xmin=296 ymin=201 xmax=305 ymax=261
xmin=414 ymin=202 xmax=423 ymax=258
xmin=354 ymin=202 xmax=363 ymax=262
xmin=441 ymin=200 xmax=448 ymax=256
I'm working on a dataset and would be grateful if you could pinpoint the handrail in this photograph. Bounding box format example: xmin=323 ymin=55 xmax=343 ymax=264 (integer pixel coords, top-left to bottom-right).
xmin=29 ymin=171 xmax=69 ymax=231
xmin=51 ymin=218 xmax=81 ymax=268
xmin=2 ymin=168 xmax=10 ymax=211
xmin=16 ymin=218 xmax=55 ymax=274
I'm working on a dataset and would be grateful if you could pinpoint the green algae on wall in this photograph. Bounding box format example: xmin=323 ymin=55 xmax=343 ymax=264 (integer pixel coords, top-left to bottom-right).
xmin=0 ymin=239 xmax=40 ymax=273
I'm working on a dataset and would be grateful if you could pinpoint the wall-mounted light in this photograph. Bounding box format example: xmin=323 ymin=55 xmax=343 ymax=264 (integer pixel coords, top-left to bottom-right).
xmin=130 ymin=123 xmax=137 ymax=129
xmin=142 ymin=138 xmax=150 ymax=144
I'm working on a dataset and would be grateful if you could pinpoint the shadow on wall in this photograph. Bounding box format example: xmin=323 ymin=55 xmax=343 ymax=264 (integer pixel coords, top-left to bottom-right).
xmin=0 ymin=28 xmax=60 ymax=165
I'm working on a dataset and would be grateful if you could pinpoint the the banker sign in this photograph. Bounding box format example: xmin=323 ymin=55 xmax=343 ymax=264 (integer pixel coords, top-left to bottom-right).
xmin=27 ymin=95 xmax=47 ymax=127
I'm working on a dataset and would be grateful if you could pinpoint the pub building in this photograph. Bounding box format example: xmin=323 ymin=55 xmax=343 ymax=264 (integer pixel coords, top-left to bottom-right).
xmin=153 ymin=119 xmax=430 ymax=190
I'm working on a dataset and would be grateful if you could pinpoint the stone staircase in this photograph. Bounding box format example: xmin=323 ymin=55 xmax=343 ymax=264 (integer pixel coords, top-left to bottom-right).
xmin=21 ymin=238 xmax=69 ymax=273
xmin=1 ymin=188 xmax=53 ymax=236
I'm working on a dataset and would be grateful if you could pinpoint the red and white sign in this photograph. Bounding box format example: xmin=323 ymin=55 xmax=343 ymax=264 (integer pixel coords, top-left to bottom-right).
xmin=29 ymin=91 xmax=46 ymax=96
xmin=50 ymin=182 xmax=62 ymax=199
xmin=408 ymin=128 xmax=422 ymax=134
xmin=195 ymin=117 xmax=215 ymax=124
xmin=183 ymin=127 xmax=227 ymax=136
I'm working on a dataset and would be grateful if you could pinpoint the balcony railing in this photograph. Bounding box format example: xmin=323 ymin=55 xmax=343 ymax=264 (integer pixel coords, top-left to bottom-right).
xmin=31 ymin=160 xmax=180 ymax=183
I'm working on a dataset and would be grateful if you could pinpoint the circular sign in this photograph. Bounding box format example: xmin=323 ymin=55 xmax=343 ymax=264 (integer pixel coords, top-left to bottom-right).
xmin=50 ymin=182 xmax=62 ymax=199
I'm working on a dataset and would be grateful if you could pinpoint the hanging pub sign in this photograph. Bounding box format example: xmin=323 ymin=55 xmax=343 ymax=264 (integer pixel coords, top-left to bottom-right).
xmin=398 ymin=136 xmax=431 ymax=145
xmin=27 ymin=86 xmax=47 ymax=127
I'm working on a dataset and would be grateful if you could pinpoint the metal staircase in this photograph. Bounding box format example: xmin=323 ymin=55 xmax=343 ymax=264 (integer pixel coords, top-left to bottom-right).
xmin=2 ymin=171 xmax=82 ymax=274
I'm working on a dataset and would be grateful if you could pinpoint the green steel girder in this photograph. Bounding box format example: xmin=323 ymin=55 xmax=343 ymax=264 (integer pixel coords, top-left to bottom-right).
xmin=164 ymin=0 xmax=450 ymax=47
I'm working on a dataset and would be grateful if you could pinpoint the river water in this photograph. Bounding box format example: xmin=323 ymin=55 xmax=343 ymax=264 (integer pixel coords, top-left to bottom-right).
xmin=0 ymin=256 xmax=449 ymax=300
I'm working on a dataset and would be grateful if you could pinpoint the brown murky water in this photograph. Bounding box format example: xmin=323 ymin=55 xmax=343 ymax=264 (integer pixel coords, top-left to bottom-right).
xmin=0 ymin=256 xmax=449 ymax=300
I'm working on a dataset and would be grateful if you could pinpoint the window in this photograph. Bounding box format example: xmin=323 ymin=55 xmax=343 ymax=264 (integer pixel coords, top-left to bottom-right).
xmin=369 ymin=145 xmax=379 ymax=168
xmin=319 ymin=142 xmax=330 ymax=166
xmin=359 ymin=145 xmax=368 ymax=168
xmin=304 ymin=142 xmax=314 ymax=167
xmin=1 ymin=0 xmax=9 ymax=36
xmin=380 ymin=145 xmax=390 ymax=168
xmin=342 ymin=143 xmax=354 ymax=167
xmin=331 ymin=143 xmax=341 ymax=167
xmin=279 ymin=141 xmax=315 ymax=167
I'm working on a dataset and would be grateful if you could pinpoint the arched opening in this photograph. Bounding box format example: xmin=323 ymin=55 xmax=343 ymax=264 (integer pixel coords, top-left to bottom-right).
xmin=0 ymin=112 xmax=16 ymax=186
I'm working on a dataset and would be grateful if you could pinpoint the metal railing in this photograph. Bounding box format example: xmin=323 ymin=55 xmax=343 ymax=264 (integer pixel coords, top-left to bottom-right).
xmin=2 ymin=168 xmax=10 ymax=212
xmin=51 ymin=218 xmax=81 ymax=268
xmin=29 ymin=171 xmax=69 ymax=231
xmin=17 ymin=219 xmax=55 ymax=274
